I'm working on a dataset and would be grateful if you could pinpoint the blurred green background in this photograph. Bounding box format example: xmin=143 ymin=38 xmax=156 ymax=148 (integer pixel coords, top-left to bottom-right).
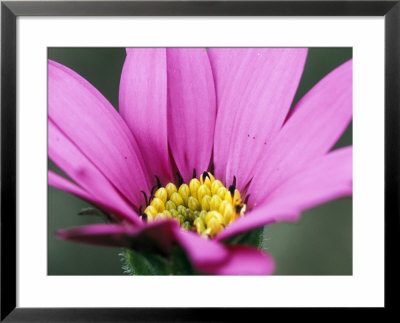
xmin=48 ymin=48 xmax=352 ymax=275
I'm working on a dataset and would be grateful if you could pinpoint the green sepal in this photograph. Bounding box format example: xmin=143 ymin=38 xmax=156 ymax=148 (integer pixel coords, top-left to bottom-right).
xmin=122 ymin=248 xmax=170 ymax=275
xmin=222 ymin=226 xmax=264 ymax=248
xmin=121 ymin=245 xmax=198 ymax=275
xmin=168 ymin=246 xmax=198 ymax=275
xmin=121 ymin=228 xmax=265 ymax=275
xmin=78 ymin=207 xmax=105 ymax=217
xmin=78 ymin=207 xmax=111 ymax=222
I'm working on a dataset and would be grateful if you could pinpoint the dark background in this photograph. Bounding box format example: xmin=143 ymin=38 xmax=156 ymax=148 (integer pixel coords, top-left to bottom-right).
xmin=48 ymin=47 xmax=352 ymax=275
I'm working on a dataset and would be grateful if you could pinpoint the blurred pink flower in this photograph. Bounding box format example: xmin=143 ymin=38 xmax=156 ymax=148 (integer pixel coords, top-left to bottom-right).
xmin=48 ymin=48 xmax=352 ymax=275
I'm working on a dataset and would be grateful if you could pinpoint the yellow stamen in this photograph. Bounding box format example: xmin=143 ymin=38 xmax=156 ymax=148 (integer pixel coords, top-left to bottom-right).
xmin=165 ymin=200 xmax=176 ymax=211
xmin=205 ymin=211 xmax=224 ymax=237
xmin=197 ymin=184 xmax=211 ymax=202
xmin=150 ymin=197 xmax=165 ymax=212
xmin=201 ymin=195 xmax=211 ymax=211
xmin=170 ymin=192 xmax=184 ymax=206
xmin=219 ymin=200 xmax=231 ymax=223
xmin=162 ymin=210 xmax=172 ymax=218
xmin=194 ymin=217 xmax=206 ymax=235
xmin=142 ymin=171 xmax=247 ymax=238
xmin=165 ymin=183 xmax=177 ymax=198
xmin=188 ymin=196 xmax=200 ymax=211
xmin=189 ymin=178 xmax=200 ymax=199
xmin=154 ymin=187 xmax=168 ymax=204
xmin=217 ymin=186 xmax=228 ymax=200
xmin=211 ymin=180 xmax=223 ymax=195
xmin=222 ymin=203 xmax=234 ymax=225
xmin=200 ymin=173 xmax=215 ymax=190
xmin=233 ymin=189 xmax=242 ymax=204
xmin=224 ymin=190 xmax=233 ymax=204
xmin=210 ymin=195 xmax=222 ymax=211
xmin=144 ymin=205 xmax=157 ymax=217
xmin=178 ymin=184 xmax=190 ymax=204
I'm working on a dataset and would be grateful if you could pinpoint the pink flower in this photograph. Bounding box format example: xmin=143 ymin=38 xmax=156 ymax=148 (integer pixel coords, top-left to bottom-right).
xmin=48 ymin=48 xmax=352 ymax=275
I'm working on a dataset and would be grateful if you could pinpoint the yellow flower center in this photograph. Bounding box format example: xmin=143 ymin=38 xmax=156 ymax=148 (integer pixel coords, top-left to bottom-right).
xmin=142 ymin=172 xmax=246 ymax=238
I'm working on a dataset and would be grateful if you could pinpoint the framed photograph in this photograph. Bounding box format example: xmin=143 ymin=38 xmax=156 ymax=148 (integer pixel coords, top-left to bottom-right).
xmin=1 ymin=0 xmax=398 ymax=320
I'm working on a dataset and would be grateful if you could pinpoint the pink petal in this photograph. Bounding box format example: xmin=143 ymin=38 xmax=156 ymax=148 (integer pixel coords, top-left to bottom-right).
xmin=48 ymin=120 xmax=142 ymax=224
xmin=56 ymin=220 xmax=178 ymax=255
xmin=209 ymin=48 xmax=308 ymax=189
xmin=264 ymin=146 xmax=352 ymax=211
xmin=173 ymin=228 xmax=229 ymax=269
xmin=48 ymin=170 xmax=142 ymax=225
xmin=48 ymin=60 xmax=150 ymax=207
xmin=56 ymin=223 xmax=130 ymax=246
xmin=248 ymin=59 xmax=353 ymax=205
xmin=119 ymin=49 xmax=173 ymax=184
xmin=56 ymin=219 xmax=229 ymax=268
xmin=166 ymin=48 xmax=216 ymax=182
xmin=199 ymin=245 xmax=275 ymax=275
xmin=217 ymin=146 xmax=352 ymax=240
xmin=216 ymin=204 xmax=283 ymax=241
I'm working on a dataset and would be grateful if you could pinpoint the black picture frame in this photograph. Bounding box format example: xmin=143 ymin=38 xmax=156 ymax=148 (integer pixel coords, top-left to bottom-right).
xmin=1 ymin=0 xmax=399 ymax=321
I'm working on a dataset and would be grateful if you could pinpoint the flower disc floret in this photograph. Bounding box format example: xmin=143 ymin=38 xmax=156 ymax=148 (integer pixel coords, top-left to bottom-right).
xmin=143 ymin=172 xmax=246 ymax=237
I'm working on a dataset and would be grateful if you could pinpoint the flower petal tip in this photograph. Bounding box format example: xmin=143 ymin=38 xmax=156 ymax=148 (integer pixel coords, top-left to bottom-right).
xmin=199 ymin=245 xmax=275 ymax=275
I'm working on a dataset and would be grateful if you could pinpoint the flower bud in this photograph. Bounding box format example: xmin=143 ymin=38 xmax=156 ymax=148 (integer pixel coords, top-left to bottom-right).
xmin=211 ymin=180 xmax=223 ymax=195
xmin=144 ymin=205 xmax=157 ymax=217
xmin=162 ymin=210 xmax=172 ymax=218
xmin=188 ymin=196 xmax=200 ymax=211
xmin=197 ymin=184 xmax=211 ymax=202
xmin=165 ymin=200 xmax=176 ymax=211
xmin=223 ymin=203 xmax=234 ymax=225
xmin=178 ymin=184 xmax=190 ymax=205
xmin=165 ymin=183 xmax=177 ymax=198
xmin=182 ymin=221 xmax=192 ymax=230
xmin=189 ymin=178 xmax=200 ymax=199
xmin=201 ymin=195 xmax=211 ymax=211
xmin=224 ymin=190 xmax=233 ymax=204
xmin=177 ymin=205 xmax=186 ymax=215
xmin=210 ymin=195 xmax=222 ymax=211
xmin=170 ymin=192 xmax=184 ymax=206
xmin=150 ymin=197 xmax=165 ymax=212
xmin=217 ymin=187 xmax=227 ymax=200
xmin=194 ymin=217 xmax=206 ymax=234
